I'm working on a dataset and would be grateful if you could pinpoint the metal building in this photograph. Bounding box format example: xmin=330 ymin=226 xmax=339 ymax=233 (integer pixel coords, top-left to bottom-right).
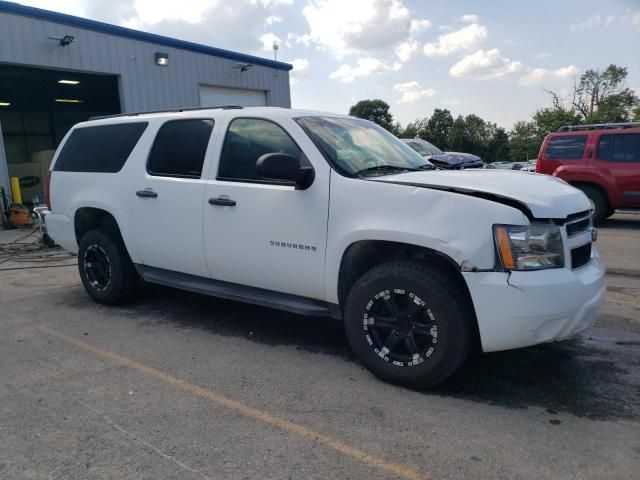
xmin=0 ymin=1 xmax=292 ymax=204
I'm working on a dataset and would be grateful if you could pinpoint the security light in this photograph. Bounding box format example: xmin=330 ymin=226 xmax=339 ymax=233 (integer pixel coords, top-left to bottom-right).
xmin=59 ymin=35 xmax=75 ymax=46
xmin=58 ymin=80 xmax=80 ymax=85
xmin=155 ymin=52 xmax=169 ymax=66
xmin=0 ymin=102 xmax=10 ymax=107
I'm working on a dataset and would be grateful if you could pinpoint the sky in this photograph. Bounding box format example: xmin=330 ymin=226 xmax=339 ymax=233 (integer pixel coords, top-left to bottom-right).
xmin=16 ymin=0 xmax=640 ymax=129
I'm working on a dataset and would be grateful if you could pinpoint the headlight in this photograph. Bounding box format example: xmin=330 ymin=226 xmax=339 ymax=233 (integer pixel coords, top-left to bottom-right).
xmin=494 ymin=224 xmax=564 ymax=271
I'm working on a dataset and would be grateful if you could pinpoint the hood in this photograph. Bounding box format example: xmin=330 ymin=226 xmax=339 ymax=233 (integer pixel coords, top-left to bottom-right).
xmin=373 ymin=169 xmax=591 ymax=219
xmin=426 ymin=152 xmax=483 ymax=168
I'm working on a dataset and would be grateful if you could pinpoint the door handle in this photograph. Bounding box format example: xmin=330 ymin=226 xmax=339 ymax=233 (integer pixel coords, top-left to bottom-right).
xmin=136 ymin=189 xmax=158 ymax=198
xmin=208 ymin=196 xmax=236 ymax=206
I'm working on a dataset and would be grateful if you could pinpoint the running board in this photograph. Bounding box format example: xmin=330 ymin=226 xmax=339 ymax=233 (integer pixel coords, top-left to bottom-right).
xmin=136 ymin=265 xmax=340 ymax=318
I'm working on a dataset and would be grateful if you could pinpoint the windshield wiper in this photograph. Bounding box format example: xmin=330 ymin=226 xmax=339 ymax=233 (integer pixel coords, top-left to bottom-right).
xmin=356 ymin=165 xmax=419 ymax=176
xmin=416 ymin=163 xmax=436 ymax=170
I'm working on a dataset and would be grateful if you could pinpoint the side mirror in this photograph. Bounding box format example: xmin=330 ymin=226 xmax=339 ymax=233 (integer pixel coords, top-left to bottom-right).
xmin=256 ymin=153 xmax=315 ymax=190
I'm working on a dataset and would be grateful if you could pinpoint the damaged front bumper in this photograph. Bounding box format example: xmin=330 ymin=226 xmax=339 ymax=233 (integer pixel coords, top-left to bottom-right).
xmin=463 ymin=246 xmax=606 ymax=352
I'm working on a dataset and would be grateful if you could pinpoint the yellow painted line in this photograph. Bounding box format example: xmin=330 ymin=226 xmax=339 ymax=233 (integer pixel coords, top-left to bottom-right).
xmin=36 ymin=325 xmax=429 ymax=480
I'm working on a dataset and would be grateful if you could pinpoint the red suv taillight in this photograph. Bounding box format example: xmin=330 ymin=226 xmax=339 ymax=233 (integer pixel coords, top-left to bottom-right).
xmin=44 ymin=171 xmax=52 ymax=210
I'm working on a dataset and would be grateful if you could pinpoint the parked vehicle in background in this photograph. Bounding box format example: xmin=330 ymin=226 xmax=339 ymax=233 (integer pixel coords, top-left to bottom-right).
xmin=45 ymin=107 xmax=604 ymax=388
xmin=536 ymin=122 xmax=640 ymax=224
xmin=401 ymin=138 xmax=484 ymax=169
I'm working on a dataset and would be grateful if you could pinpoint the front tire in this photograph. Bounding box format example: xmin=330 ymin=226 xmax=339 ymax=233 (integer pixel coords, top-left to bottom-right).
xmin=77 ymin=229 xmax=138 ymax=305
xmin=344 ymin=261 xmax=473 ymax=389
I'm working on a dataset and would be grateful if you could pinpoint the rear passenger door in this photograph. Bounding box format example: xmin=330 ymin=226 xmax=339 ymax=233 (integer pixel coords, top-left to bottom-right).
xmin=131 ymin=118 xmax=215 ymax=276
xmin=595 ymin=133 xmax=640 ymax=207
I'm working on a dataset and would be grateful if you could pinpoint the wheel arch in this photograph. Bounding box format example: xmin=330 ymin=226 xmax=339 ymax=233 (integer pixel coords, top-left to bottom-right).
xmin=73 ymin=207 xmax=137 ymax=261
xmin=569 ymin=181 xmax=612 ymax=210
xmin=337 ymin=240 xmax=481 ymax=349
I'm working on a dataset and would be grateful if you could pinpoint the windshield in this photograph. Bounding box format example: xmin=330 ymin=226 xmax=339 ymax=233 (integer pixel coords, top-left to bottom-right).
xmin=404 ymin=139 xmax=443 ymax=156
xmin=295 ymin=116 xmax=431 ymax=175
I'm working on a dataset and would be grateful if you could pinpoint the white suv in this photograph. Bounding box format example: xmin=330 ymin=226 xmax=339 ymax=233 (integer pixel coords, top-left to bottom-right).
xmin=45 ymin=106 xmax=606 ymax=388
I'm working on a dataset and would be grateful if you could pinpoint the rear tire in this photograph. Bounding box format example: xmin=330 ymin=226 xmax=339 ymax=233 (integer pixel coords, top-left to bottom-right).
xmin=578 ymin=185 xmax=608 ymax=225
xmin=344 ymin=261 xmax=473 ymax=389
xmin=77 ymin=229 xmax=138 ymax=305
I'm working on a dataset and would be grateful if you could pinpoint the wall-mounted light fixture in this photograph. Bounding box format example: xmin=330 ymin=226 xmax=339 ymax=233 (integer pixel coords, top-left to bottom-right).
xmin=58 ymin=80 xmax=80 ymax=85
xmin=155 ymin=52 xmax=169 ymax=66
xmin=55 ymin=98 xmax=82 ymax=103
xmin=0 ymin=102 xmax=10 ymax=107
xmin=47 ymin=35 xmax=75 ymax=47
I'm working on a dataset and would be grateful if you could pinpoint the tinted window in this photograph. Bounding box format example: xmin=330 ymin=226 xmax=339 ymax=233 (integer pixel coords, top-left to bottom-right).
xmin=597 ymin=134 xmax=640 ymax=163
xmin=147 ymin=119 xmax=214 ymax=178
xmin=54 ymin=122 xmax=148 ymax=173
xmin=218 ymin=118 xmax=301 ymax=182
xmin=545 ymin=135 xmax=587 ymax=160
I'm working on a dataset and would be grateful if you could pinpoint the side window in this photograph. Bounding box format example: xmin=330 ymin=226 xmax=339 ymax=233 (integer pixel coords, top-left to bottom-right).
xmin=147 ymin=119 xmax=214 ymax=178
xmin=544 ymin=135 xmax=587 ymax=160
xmin=598 ymin=134 xmax=640 ymax=163
xmin=54 ymin=122 xmax=148 ymax=173
xmin=218 ymin=118 xmax=301 ymax=182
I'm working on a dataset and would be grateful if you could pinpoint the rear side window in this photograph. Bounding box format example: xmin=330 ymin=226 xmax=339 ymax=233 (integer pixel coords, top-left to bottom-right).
xmin=217 ymin=118 xmax=301 ymax=182
xmin=147 ymin=119 xmax=214 ymax=178
xmin=544 ymin=135 xmax=587 ymax=160
xmin=54 ymin=122 xmax=148 ymax=173
xmin=597 ymin=134 xmax=640 ymax=163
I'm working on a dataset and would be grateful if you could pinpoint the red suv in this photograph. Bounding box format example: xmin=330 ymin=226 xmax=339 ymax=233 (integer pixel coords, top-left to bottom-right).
xmin=536 ymin=123 xmax=640 ymax=224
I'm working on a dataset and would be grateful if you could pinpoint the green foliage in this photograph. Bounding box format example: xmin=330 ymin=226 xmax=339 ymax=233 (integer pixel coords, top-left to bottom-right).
xmin=424 ymin=109 xmax=453 ymax=150
xmin=570 ymin=64 xmax=639 ymax=122
xmin=487 ymin=127 xmax=510 ymax=162
xmin=348 ymin=99 xmax=395 ymax=132
xmin=508 ymin=121 xmax=539 ymax=161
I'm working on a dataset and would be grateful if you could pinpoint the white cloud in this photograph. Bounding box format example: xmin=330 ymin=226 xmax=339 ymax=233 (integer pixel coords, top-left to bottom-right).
xmin=266 ymin=15 xmax=282 ymax=25
xmin=393 ymin=81 xmax=435 ymax=103
xmin=290 ymin=58 xmax=310 ymax=84
xmin=460 ymin=14 xmax=479 ymax=23
xmin=410 ymin=19 xmax=432 ymax=34
xmin=259 ymin=32 xmax=281 ymax=51
xmin=423 ymin=23 xmax=487 ymax=57
xmin=518 ymin=65 xmax=578 ymax=86
xmin=632 ymin=11 xmax=640 ymax=30
xmin=301 ymin=0 xmax=418 ymax=53
xmin=257 ymin=0 xmax=294 ymax=6
xmin=329 ymin=57 xmax=401 ymax=83
xmin=395 ymin=40 xmax=418 ymax=62
xmin=449 ymin=48 xmax=522 ymax=79
xmin=570 ymin=14 xmax=616 ymax=32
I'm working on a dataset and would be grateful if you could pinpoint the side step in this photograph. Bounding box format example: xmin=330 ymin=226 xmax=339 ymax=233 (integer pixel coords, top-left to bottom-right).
xmin=136 ymin=265 xmax=340 ymax=318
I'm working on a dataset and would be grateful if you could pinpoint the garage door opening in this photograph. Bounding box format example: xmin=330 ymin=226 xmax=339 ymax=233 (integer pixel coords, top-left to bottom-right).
xmin=199 ymin=85 xmax=267 ymax=108
xmin=0 ymin=64 xmax=120 ymax=205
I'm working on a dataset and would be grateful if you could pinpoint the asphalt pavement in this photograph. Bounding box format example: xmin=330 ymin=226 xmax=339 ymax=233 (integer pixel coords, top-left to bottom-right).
xmin=1 ymin=213 xmax=639 ymax=480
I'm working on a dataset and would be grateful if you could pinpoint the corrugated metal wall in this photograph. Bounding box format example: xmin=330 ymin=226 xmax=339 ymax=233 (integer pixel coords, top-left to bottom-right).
xmin=0 ymin=11 xmax=291 ymax=112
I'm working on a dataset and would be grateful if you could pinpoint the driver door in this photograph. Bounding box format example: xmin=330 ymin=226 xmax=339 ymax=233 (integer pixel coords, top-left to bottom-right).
xmin=202 ymin=116 xmax=330 ymax=300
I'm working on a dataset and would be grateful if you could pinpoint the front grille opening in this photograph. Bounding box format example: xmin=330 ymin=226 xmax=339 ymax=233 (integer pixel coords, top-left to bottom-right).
xmin=571 ymin=243 xmax=592 ymax=269
xmin=567 ymin=217 xmax=591 ymax=236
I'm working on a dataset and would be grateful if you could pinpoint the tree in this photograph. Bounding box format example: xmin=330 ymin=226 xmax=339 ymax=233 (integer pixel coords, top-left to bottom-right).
xmin=448 ymin=116 xmax=469 ymax=153
xmin=348 ymin=99 xmax=395 ymax=131
xmin=533 ymin=107 xmax=582 ymax=136
xmin=486 ymin=127 xmax=510 ymax=162
xmin=402 ymin=117 xmax=428 ymax=138
xmin=508 ymin=121 xmax=539 ymax=161
xmin=546 ymin=64 xmax=639 ymax=123
xmin=424 ymin=109 xmax=453 ymax=149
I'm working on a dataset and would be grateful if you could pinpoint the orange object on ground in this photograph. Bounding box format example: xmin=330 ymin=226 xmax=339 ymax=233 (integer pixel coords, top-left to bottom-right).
xmin=7 ymin=204 xmax=32 ymax=227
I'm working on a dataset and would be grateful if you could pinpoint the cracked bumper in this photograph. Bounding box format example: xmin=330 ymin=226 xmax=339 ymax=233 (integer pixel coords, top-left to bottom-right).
xmin=463 ymin=247 xmax=606 ymax=352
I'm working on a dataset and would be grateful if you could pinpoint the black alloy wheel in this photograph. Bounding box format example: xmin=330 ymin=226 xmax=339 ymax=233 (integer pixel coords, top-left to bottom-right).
xmin=364 ymin=289 xmax=438 ymax=367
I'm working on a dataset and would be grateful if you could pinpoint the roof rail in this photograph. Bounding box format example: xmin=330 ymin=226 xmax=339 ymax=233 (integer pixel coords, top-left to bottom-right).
xmin=557 ymin=122 xmax=640 ymax=132
xmin=89 ymin=105 xmax=243 ymax=120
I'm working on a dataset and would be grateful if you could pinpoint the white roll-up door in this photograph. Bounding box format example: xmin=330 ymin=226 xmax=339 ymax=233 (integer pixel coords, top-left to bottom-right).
xmin=199 ymin=85 xmax=267 ymax=107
